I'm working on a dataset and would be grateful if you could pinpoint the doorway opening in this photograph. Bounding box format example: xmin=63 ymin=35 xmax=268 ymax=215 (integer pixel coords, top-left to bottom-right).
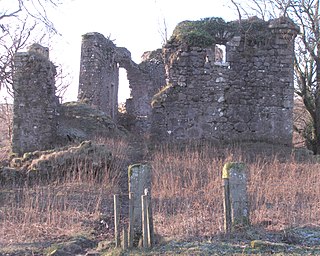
xmin=118 ymin=68 xmax=131 ymax=113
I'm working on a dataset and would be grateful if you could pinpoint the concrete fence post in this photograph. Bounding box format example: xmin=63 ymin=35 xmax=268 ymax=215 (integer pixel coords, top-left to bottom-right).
xmin=222 ymin=162 xmax=250 ymax=233
xmin=223 ymin=174 xmax=232 ymax=234
xmin=128 ymin=164 xmax=152 ymax=244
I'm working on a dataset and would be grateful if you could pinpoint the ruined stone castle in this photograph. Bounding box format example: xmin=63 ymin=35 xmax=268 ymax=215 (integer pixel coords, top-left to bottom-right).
xmin=11 ymin=16 xmax=299 ymax=155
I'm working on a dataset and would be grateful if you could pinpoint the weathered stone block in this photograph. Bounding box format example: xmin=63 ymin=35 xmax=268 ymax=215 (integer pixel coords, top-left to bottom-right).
xmin=223 ymin=162 xmax=250 ymax=230
xmin=128 ymin=164 xmax=152 ymax=235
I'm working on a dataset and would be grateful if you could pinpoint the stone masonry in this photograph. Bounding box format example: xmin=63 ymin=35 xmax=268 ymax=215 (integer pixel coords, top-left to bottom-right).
xmin=12 ymin=44 xmax=59 ymax=155
xmin=122 ymin=49 xmax=165 ymax=132
xmin=78 ymin=32 xmax=165 ymax=131
xmin=151 ymin=17 xmax=299 ymax=145
xmin=11 ymin=16 xmax=299 ymax=155
xmin=78 ymin=32 xmax=119 ymax=120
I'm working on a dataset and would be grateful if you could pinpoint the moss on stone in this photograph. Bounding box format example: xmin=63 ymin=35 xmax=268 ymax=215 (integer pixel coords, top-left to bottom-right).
xmin=128 ymin=163 xmax=142 ymax=178
xmin=251 ymin=240 xmax=288 ymax=250
xmin=222 ymin=162 xmax=245 ymax=179
xmin=128 ymin=163 xmax=150 ymax=180
xmin=169 ymin=17 xmax=233 ymax=47
xmin=151 ymin=84 xmax=172 ymax=107
xmin=44 ymin=235 xmax=95 ymax=256
xmin=6 ymin=140 xmax=115 ymax=184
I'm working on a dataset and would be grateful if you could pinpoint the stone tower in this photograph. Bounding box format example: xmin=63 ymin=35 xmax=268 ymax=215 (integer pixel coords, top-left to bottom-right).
xmin=12 ymin=44 xmax=58 ymax=155
xmin=78 ymin=32 xmax=119 ymax=119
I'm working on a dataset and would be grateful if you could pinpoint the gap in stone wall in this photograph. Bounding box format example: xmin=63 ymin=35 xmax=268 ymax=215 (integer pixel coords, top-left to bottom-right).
xmin=118 ymin=68 xmax=131 ymax=105
xmin=215 ymin=44 xmax=226 ymax=63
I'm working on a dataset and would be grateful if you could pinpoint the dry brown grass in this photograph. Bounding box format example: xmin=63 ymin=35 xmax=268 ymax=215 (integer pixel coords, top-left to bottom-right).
xmin=0 ymin=138 xmax=129 ymax=247
xmin=150 ymin=143 xmax=320 ymax=240
xmin=151 ymin=144 xmax=225 ymax=239
xmin=248 ymin=158 xmax=320 ymax=229
xmin=1 ymin=138 xmax=320 ymax=248
xmin=0 ymin=184 xmax=108 ymax=245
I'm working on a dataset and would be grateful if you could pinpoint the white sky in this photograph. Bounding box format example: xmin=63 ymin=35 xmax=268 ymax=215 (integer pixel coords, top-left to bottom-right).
xmin=1 ymin=0 xmax=239 ymax=103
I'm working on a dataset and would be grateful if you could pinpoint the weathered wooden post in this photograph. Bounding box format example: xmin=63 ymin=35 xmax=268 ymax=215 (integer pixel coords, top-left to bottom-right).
xmin=141 ymin=194 xmax=149 ymax=248
xmin=141 ymin=189 xmax=152 ymax=248
xmin=128 ymin=164 xmax=153 ymax=246
xmin=128 ymin=192 xmax=134 ymax=248
xmin=145 ymin=189 xmax=152 ymax=247
xmin=114 ymin=194 xmax=120 ymax=247
xmin=222 ymin=162 xmax=250 ymax=233
xmin=122 ymin=226 xmax=128 ymax=250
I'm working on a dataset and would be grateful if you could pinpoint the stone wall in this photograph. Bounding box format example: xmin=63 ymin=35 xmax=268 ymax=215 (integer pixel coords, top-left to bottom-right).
xmin=78 ymin=32 xmax=119 ymax=120
xmin=125 ymin=49 xmax=165 ymax=118
xmin=11 ymin=43 xmax=126 ymax=156
xmin=122 ymin=49 xmax=165 ymax=132
xmin=11 ymin=17 xmax=299 ymax=155
xmin=12 ymin=44 xmax=59 ymax=155
xmin=79 ymin=33 xmax=165 ymax=133
xmin=11 ymin=34 xmax=165 ymax=155
xmin=151 ymin=17 xmax=299 ymax=146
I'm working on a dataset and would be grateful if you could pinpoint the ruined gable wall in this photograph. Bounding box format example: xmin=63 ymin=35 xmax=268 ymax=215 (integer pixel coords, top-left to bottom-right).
xmin=117 ymin=48 xmax=165 ymax=119
xmin=78 ymin=33 xmax=166 ymax=133
xmin=225 ymin=18 xmax=297 ymax=145
xmin=78 ymin=32 xmax=119 ymax=119
xmin=12 ymin=44 xmax=58 ymax=155
xmin=121 ymin=49 xmax=166 ymax=133
xmin=140 ymin=49 xmax=166 ymax=96
xmin=151 ymin=18 xmax=298 ymax=145
xmin=151 ymin=44 xmax=228 ymax=141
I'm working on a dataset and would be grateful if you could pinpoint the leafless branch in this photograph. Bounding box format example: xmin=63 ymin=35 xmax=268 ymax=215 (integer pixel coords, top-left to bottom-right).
xmin=0 ymin=1 xmax=23 ymax=21
xmin=230 ymin=0 xmax=242 ymax=22
xmin=0 ymin=18 xmax=38 ymax=92
xmin=158 ymin=17 xmax=168 ymax=45
xmin=55 ymin=63 xmax=71 ymax=100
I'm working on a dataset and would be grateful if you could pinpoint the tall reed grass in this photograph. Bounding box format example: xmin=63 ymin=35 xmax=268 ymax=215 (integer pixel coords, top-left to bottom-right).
xmin=1 ymin=140 xmax=319 ymax=246
xmin=150 ymin=143 xmax=320 ymax=240
xmin=0 ymin=138 xmax=128 ymax=246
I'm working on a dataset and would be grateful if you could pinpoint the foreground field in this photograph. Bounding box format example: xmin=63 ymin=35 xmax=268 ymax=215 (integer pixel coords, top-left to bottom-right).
xmin=0 ymin=140 xmax=319 ymax=255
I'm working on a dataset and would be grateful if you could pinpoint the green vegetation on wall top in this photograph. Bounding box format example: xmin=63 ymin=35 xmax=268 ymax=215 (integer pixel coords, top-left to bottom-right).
xmin=168 ymin=16 xmax=271 ymax=48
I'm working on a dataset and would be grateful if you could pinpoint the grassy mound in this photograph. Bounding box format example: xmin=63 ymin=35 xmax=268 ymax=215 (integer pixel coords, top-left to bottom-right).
xmin=57 ymin=102 xmax=128 ymax=144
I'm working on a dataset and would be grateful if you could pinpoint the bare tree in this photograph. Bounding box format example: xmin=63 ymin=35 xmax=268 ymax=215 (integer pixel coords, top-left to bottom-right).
xmin=230 ymin=0 xmax=279 ymax=21
xmin=158 ymin=17 xmax=168 ymax=46
xmin=55 ymin=63 xmax=72 ymax=101
xmin=154 ymin=0 xmax=169 ymax=45
xmin=0 ymin=0 xmax=59 ymax=33
xmin=0 ymin=20 xmax=37 ymax=94
xmin=231 ymin=0 xmax=320 ymax=154
xmin=0 ymin=97 xmax=13 ymax=146
xmin=0 ymin=0 xmax=61 ymax=93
